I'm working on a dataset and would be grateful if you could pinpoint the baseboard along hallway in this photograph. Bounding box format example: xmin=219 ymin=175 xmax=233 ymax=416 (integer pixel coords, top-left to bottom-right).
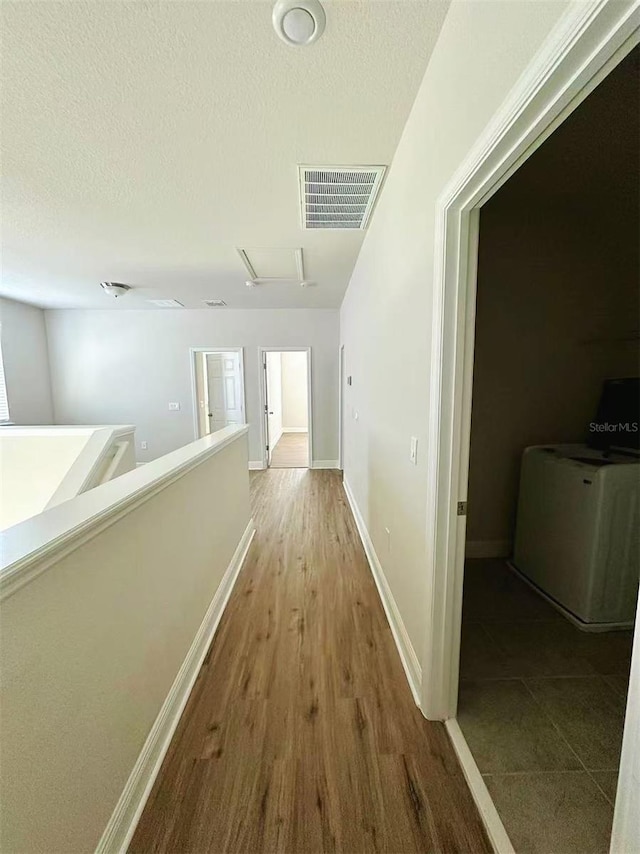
xmin=129 ymin=469 xmax=490 ymax=852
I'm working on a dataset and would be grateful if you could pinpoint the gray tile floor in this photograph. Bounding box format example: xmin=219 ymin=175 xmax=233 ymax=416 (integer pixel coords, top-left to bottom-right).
xmin=458 ymin=559 xmax=634 ymax=854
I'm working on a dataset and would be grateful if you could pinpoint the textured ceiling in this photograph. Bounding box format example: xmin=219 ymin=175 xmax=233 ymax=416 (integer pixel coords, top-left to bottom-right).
xmin=1 ymin=0 xmax=449 ymax=310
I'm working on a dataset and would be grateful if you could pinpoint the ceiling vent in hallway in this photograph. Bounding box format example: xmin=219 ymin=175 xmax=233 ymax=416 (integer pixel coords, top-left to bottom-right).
xmin=147 ymin=299 xmax=184 ymax=308
xmin=298 ymin=165 xmax=386 ymax=230
xmin=203 ymin=299 xmax=227 ymax=307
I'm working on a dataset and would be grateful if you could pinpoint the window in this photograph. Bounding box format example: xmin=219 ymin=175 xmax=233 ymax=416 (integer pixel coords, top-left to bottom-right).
xmin=0 ymin=325 xmax=10 ymax=422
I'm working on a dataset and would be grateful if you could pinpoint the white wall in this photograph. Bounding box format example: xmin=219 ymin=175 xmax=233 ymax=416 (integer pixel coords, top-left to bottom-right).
xmin=45 ymin=309 xmax=339 ymax=464
xmin=0 ymin=426 xmax=137 ymax=531
xmin=340 ymin=0 xmax=569 ymax=662
xmin=0 ymin=430 xmax=251 ymax=853
xmin=0 ymin=297 xmax=53 ymax=424
xmin=611 ymin=598 xmax=640 ymax=852
xmin=281 ymin=351 xmax=308 ymax=431
xmin=266 ymin=351 xmax=283 ymax=450
xmin=0 ymin=431 xmax=90 ymax=529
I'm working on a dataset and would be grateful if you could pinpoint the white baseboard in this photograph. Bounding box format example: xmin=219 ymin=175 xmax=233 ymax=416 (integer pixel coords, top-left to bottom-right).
xmin=445 ymin=719 xmax=514 ymax=854
xmin=96 ymin=519 xmax=256 ymax=854
xmin=342 ymin=478 xmax=421 ymax=706
xmin=311 ymin=460 xmax=340 ymax=470
xmin=465 ymin=540 xmax=511 ymax=559
xmin=248 ymin=461 xmax=266 ymax=471
xmin=282 ymin=427 xmax=308 ymax=433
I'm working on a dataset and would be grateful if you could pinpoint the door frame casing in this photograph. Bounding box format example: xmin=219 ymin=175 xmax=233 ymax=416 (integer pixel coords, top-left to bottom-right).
xmin=421 ymin=2 xmax=639 ymax=845
xmin=189 ymin=347 xmax=247 ymax=440
xmin=422 ymin=0 xmax=639 ymax=722
xmin=258 ymin=347 xmax=313 ymax=469
xmin=338 ymin=344 xmax=345 ymax=471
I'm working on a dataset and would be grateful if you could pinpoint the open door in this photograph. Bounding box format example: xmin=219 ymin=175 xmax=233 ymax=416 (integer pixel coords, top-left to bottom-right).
xmin=261 ymin=348 xmax=311 ymax=468
xmin=262 ymin=351 xmax=273 ymax=466
xmin=206 ymin=352 xmax=243 ymax=432
xmin=192 ymin=348 xmax=246 ymax=439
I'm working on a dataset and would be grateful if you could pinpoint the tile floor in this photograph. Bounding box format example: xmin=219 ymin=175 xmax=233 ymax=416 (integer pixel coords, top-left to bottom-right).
xmin=458 ymin=559 xmax=634 ymax=854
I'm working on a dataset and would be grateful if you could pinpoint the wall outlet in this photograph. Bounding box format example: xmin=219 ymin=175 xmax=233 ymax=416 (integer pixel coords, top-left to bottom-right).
xmin=168 ymin=402 xmax=180 ymax=411
xmin=141 ymin=441 xmax=148 ymax=450
xmin=410 ymin=436 xmax=418 ymax=465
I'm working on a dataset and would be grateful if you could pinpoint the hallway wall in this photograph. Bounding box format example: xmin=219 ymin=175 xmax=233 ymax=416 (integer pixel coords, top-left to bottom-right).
xmin=340 ymin=0 xmax=570 ymax=669
xmin=45 ymin=309 xmax=339 ymax=464
xmin=0 ymin=297 xmax=53 ymax=424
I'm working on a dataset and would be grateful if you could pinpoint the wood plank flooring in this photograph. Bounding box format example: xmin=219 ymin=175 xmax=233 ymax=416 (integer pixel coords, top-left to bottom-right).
xmin=130 ymin=470 xmax=491 ymax=853
xmin=270 ymin=432 xmax=309 ymax=468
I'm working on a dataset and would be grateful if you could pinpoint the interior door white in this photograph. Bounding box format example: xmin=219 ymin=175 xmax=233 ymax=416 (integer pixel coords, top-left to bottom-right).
xmin=206 ymin=352 xmax=243 ymax=434
xmin=263 ymin=355 xmax=272 ymax=466
xmin=264 ymin=352 xmax=283 ymax=465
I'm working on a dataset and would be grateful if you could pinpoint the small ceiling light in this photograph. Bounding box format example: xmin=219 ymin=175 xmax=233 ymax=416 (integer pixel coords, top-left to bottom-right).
xmin=300 ymin=280 xmax=313 ymax=288
xmin=245 ymin=280 xmax=258 ymax=288
xmin=100 ymin=282 xmax=130 ymax=298
xmin=273 ymin=0 xmax=326 ymax=47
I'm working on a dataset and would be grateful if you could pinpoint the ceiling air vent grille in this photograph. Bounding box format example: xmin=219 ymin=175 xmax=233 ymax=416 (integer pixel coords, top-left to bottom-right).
xmin=298 ymin=165 xmax=386 ymax=230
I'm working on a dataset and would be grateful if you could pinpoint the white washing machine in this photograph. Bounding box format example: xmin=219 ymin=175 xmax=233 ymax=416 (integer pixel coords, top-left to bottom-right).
xmin=512 ymin=443 xmax=640 ymax=630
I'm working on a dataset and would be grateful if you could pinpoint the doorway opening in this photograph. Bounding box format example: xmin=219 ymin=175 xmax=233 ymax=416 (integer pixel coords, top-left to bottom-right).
xmin=455 ymin=46 xmax=639 ymax=853
xmin=191 ymin=348 xmax=246 ymax=439
xmin=261 ymin=348 xmax=311 ymax=468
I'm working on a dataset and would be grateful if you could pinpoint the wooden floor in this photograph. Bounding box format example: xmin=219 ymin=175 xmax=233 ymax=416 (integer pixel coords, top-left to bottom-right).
xmin=130 ymin=470 xmax=490 ymax=854
xmin=270 ymin=432 xmax=309 ymax=468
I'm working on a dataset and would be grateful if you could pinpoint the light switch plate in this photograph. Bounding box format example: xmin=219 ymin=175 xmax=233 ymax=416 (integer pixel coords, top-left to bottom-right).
xmin=410 ymin=436 xmax=418 ymax=465
xmin=168 ymin=402 xmax=180 ymax=411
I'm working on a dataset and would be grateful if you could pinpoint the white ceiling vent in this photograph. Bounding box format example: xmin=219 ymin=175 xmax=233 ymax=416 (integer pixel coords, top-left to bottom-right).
xmin=203 ymin=299 xmax=227 ymax=307
xmin=298 ymin=165 xmax=386 ymax=230
xmin=147 ymin=299 xmax=184 ymax=308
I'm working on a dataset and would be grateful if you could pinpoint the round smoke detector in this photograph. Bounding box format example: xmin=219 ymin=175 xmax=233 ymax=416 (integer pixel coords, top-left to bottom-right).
xmin=273 ymin=0 xmax=326 ymax=47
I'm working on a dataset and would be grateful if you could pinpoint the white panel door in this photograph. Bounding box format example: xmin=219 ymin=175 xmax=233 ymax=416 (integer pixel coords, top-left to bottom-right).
xmin=206 ymin=352 xmax=243 ymax=434
xmin=265 ymin=352 xmax=283 ymax=465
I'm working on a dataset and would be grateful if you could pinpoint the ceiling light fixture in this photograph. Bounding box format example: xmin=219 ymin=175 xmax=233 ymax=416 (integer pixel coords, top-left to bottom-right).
xmin=245 ymin=280 xmax=258 ymax=288
xmin=273 ymin=0 xmax=325 ymax=47
xmin=100 ymin=282 xmax=130 ymax=298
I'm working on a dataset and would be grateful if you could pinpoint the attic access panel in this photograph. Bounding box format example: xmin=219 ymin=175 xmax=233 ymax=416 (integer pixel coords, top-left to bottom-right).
xmin=298 ymin=165 xmax=386 ymax=230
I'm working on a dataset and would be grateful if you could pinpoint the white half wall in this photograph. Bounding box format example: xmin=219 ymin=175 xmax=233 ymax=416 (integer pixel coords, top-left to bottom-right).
xmin=45 ymin=309 xmax=339 ymax=463
xmin=0 ymin=430 xmax=90 ymax=529
xmin=0 ymin=298 xmax=53 ymax=424
xmin=340 ymin=0 xmax=570 ymax=671
xmin=281 ymin=350 xmax=309 ymax=431
xmin=0 ymin=428 xmax=252 ymax=853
